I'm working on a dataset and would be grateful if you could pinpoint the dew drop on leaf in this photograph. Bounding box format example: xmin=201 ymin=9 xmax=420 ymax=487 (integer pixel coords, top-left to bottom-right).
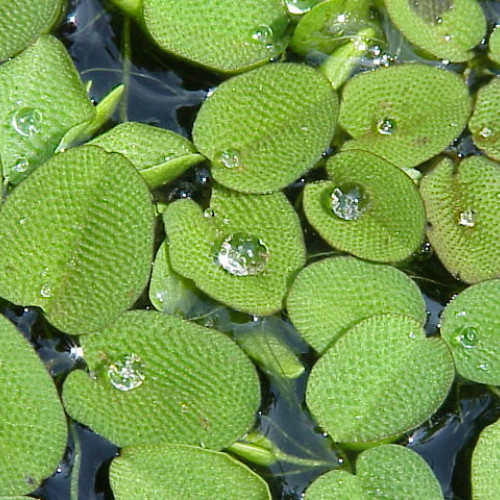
xmin=376 ymin=118 xmax=396 ymax=135
xmin=454 ymin=325 xmax=480 ymax=349
xmin=40 ymin=283 xmax=52 ymax=298
xmin=214 ymin=149 xmax=242 ymax=169
xmin=11 ymin=107 xmax=43 ymax=137
xmin=216 ymin=232 xmax=269 ymax=276
xmin=330 ymin=183 xmax=368 ymax=221
xmin=458 ymin=209 xmax=476 ymax=227
xmin=12 ymin=157 xmax=30 ymax=173
xmin=107 ymin=353 xmax=145 ymax=392
xmin=250 ymin=24 xmax=275 ymax=49
xmin=285 ymin=0 xmax=315 ymax=15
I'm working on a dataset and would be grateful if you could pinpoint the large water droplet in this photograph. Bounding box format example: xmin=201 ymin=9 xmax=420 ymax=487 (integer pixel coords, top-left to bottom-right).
xmin=216 ymin=233 xmax=269 ymax=276
xmin=377 ymin=118 xmax=396 ymax=135
xmin=458 ymin=209 xmax=476 ymax=228
xmin=11 ymin=107 xmax=43 ymax=137
xmin=330 ymin=183 xmax=368 ymax=221
xmin=107 ymin=353 xmax=145 ymax=391
xmin=214 ymin=149 xmax=242 ymax=169
xmin=285 ymin=0 xmax=315 ymax=14
xmin=454 ymin=325 xmax=480 ymax=349
xmin=250 ymin=25 xmax=276 ymax=50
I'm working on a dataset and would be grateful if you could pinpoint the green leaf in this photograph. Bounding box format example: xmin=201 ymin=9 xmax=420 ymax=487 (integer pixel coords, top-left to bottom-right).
xmin=141 ymin=0 xmax=289 ymax=73
xmin=0 ymin=35 xmax=95 ymax=185
xmin=164 ymin=185 xmax=305 ymax=315
xmin=306 ymin=314 xmax=455 ymax=446
xmin=0 ymin=0 xmax=63 ymax=61
xmin=286 ymin=256 xmax=426 ymax=353
xmin=385 ymin=0 xmax=486 ymax=62
xmin=488 ymin=25 xmax=500 ymax=65
xmin=420 ymin=156 xmax=500 ymax=283
xmin=0 ymin=314 xmax=67 ymax=496
xmin=88 ymin=122 xmax=205 ymax=188
xmin=303 ymin=150 xmax=425 ymax=262
xmin=192 ymin=63 xmax=338 ymax=193
xmin=0 ymin=146 xmax=155 ymax=335
xmin=338 ymin=64 xmax=471 ymax=168
xmin=471 ymin=418 xmax=500 ymax=500
xmin=440 ymin=279 xmax=500 ymax=385
xmin=356 ymin=444 xmax=444 ymax=499
xmin=62 ymin=310 xmax=261 ymax=449
xmin=305 ymin=470 xmax=367 ymax=499
xmin=469 ymin=78 xmax=500 ymax=161
xmin=110 ymin=444 xmax=271 ymax=499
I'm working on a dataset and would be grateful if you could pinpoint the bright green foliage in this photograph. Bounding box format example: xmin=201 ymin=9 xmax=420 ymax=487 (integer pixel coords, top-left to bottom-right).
xmin=110 ymin=444 xmax=271 ymax=499
xmin=356 ymin=444 xmax=444 ymax=499
xmin=290 ymin=0 xmax=379 ymax=57
xmin=62 ymin=310 xmax=261 ymax=449
xmin=89 ymin=122 xmax=205 ymax=188
xmin=192 ymin=63 xmax=338 ymax=193
xmin=0 ymin=315 xmax=67 ymax=496
xmin=164 ymin=185 xmax=305 ymax=315
xmin=440 ymin=279 xmax=500 ymax=385
xmin=303 ymin=150 xmax=425 ymax=262
xmin=305 ymin=445 xmax=443 ymax=499
xmin=420 ymin=156 xmax=500 ymax=283
xmin=0 ymin=146 xmax=154 ymax=335
xmin=0 ymin=35 xmax=95 ymax=184
xmin=338 ymin=64 xmax=471 ymax=168
xmin=149 ymin=242 xmax=198 ymax=316
xmin=305 ymin=470 xmax=367 ymax=499
xmin=306 ymin=314 xmax=455 ymax=446
xmin=286 ymin=256 xmax=426 ymax=353
xmin=471 ymin=418 xmax=500 ymax=500
xmin=385 ymin=0 xmax=486 ymax=62
xmin=0 ymin=0 xmax=63 ymax=61
xmin=141 ymin=0 xmax=289 ymax=73
xmin=469 ymin=78 xmax=500 ymax=161
xmin=109 ymin=0 xmax=142 ymax=18
xmin=488 ymin=25 xmax=500 ymax=65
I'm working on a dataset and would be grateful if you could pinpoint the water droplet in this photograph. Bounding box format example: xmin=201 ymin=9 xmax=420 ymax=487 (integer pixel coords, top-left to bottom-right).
xmin=40 ymin=283 xmax=52 ymax=298
xmin=435 ymin=16 xmax=443 ymax=24
xmin=180 ymin=402 xmax=190 ymax=412
xmin=17 ymin=217 xmax=28 ymax=225
xmin=214 ymin=149 xmax=242 ymax=169
xmin=216 ymin=232 xmax=269 ymax=276
xmin=479 ymin=126 xmax=493 ymax=138
xmin=107 ymin=353 xmax=145 ymax=391
xmin=285 ymin=0 xmax=315 ymax=14
xmin=11 ymin=107 xmax=43 ymax=137
xmin=330 ymin=183 xmax=368 ymax=221
xmin=454 ymin=325 xmax=479 ymax=349
xmin=250 ymin=25 xmax=275 ymax=50
xmin=377 ymin=118 xmax=396 ymax=135
xmin=444 ymin=34 xmax=453 ymax=42
xmin=12 ymin=157 xmax=30 ymax=173
xmin=477 ymin=362 xmax=489 ymax=372
xmin=455 ymin=310 xmax=467 ymax=318
xmin=203 ymin=208 xmax=215 ymax=218
xmin=458 ymin=209 xmax=476 ymax=228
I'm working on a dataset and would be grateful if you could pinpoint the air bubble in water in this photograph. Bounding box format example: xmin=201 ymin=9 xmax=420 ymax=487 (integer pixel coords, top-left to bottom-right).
xmin=458 ymin=209 xmax=476 ymax=228
xmin=216 ymin=233 xmax=269 ymax=276
xmin=107 ymin=353 xmax=145 ymax=391
xmin=330 ymin=183 xmax=368 ymax=221
xmin=11 ymin=107 xmax=43 ymax=137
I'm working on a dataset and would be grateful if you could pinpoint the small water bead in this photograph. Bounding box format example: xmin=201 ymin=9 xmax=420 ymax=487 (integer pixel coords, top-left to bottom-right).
xmin=330 ymin=183 xmax=368 ymax=221
xmin=107 ymin=353 xmax=145 ymax=392
xmin=285 ymin=0 xmax=315 ymax=15
xmin=216 ymin=232 xmax=269 ymax=276
xmin=454 ymin=325 xmax=480 ymax=349
xmin=443 ymin=34 xmax=453 ymax=42
xmin=479 ymin=126 xmax=493 ymax=138
xmin=214 ymin=149 xmax=242 ymax=169
xmin=12 ymin=157 xmax=30 ymax=173
xmin=458 ymin=209 xmax=476 ymax=228
xmin=203 ymin=208 xmax=215 ymax=218
xmin=11 ymin=107 xmax=43 ymax=137
xmin=40 ymin=283 xmax=52 ymax=298
xmin=377 ymin=118 xmax=396 ymax=135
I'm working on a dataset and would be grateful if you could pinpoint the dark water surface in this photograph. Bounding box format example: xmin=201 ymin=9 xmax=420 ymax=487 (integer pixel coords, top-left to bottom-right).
xmin=4 ymin=0 xmax=500 ymax=498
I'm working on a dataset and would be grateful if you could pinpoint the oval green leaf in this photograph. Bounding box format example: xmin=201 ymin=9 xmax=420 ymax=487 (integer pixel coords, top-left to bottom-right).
xmin=338 ymin=64 xmax=471 ymax=168
xmin=420 ymin=155 xmax=500 ymax=283
xmin=0 ymin=146 xmax=155 ymax=335
xmin=305 ymin=470 xmax=367 ymax=499
xmin=384 ymin=0 xmax=486 ymax=62
xmin=110 ymin=444 xmax=271 ymax=499
xmin=142 ymin=0 xmax=289 ymax=73
xmin=286 ymin=256 xmax=426 ymax=353
xmin=0 ymin=35 xmax=95 ymax=184
xmin=471 ymin=418 xmax=500 ymax=500
xmin=192 ymin=62 xmax=338 ymax=193
xmin=164 ymin=185 xmax=305 ymax=315
xmin=62 ymin=310 xmax=261 ymax=449
xmin=440 ymin=279 xmax=500 ymax=385
xmin=0 ymin=0 xmax=63 ymax=61
xmin=0 ymin=315 xmax=67 ymax=496
xmin=488 ymin=25 xmax=500 ymax=65
xmin=89 ymin=122 xmax=205 ymax=189
xmin=306 ymin=314 xmax=455 ymax=446
xmin=303 ymin=150 xmax=425 ymax=262
xmin=469 ymin=78 xmax=500 ymax=161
